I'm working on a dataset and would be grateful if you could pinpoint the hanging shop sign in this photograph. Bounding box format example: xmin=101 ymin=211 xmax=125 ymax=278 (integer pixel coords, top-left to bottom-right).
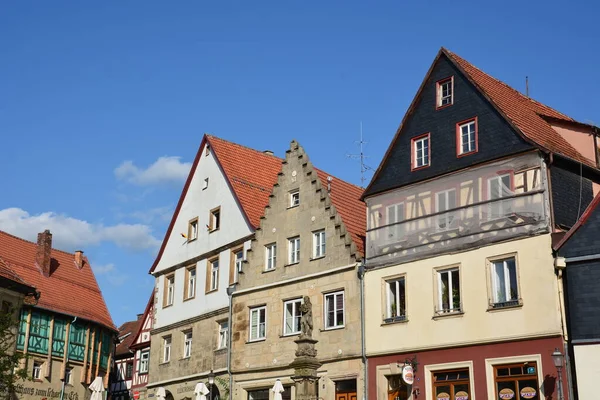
xmin=402 ymin=364 xmax=414 ymax=385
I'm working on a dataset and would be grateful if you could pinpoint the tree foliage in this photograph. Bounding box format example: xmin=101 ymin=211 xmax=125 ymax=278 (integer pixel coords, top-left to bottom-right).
xmin=0 ymin=305 xmax=28 ymax=399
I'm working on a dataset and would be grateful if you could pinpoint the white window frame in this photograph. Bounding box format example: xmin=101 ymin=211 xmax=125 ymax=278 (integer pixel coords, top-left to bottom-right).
xmin=166 ymin=276 xmax=175 ymax=306
xmin=435 ymin=189 xmax=457 ymax=231
xmin=163 ymin=336 xmax=171 ymax=363
xmin=218 ymin=321 xmax=229 ymax=349
xmin=249 ymin=306 xmax=267 ymax=341
xmin=283 ymin=298 xmax=303 ymax=336
xmin=32 ymin=362 xmax=42 ymax=380
xmin=288 ymin=237 xmax=300 ymax=264
xmin=290 ymin=189 xmax=300 ymax=207
xmin=139 ymin=351 xmax=150 ymax=373
xmin=234 ymin=250 xmax=244 ymax=274
xmin=324 ymin=291 xmax=345 ymax=330
xmin=437 ymin=77 xmax=453 ymax=107
xmin=436 ymin=267 xmax=461 ymax=313
xmin=458 ymin=120 xmax=476 ymax=155
xmin=487 ymin=174 xmax=512 ymax=219
xmin=490 ymin=257 xmax=520 ymax=306
xmin=183 ymin=331 xmax=192 ymax=358
xmin=187 ymin=268 xmax=196 ymax=299
xmin=65 ymin=367 xmax=72 ymax=384
xmin=189 ymin=218 xmax=198 ymax=241
xmin=413 ymin=135 xmax=430 ymax=169
xmin=210 ymin=259 xmax=219 ymax=291
xmin=265 ymin=243 xmax=277 ymax=270
xmin=312 ymin=230 xmax=326 ymax=258
xmin=385 ymin=277 xmax=406 ymax=320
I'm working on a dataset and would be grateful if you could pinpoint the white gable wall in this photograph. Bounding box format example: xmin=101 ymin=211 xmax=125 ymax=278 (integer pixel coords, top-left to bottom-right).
xmin=152 ymin=147 xmax=254 ymax=328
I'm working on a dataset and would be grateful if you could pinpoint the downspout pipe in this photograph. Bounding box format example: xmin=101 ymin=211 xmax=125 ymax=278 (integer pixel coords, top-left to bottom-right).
xmin=226 ymin=285 xmax=236 ymax=400
xmin=60 ymin=316 xmax=77 ymax=400
xmin=358 ymin=262 xmax=368 ymax=400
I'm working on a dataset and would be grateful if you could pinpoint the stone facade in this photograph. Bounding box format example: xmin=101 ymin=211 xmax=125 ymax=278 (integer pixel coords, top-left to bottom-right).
xmin=231 ymin=141 xmax=365 ymax=400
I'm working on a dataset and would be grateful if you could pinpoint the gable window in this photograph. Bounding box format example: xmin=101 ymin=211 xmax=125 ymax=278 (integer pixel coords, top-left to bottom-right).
xmin=324 ymin=291 xmax=345 ymax=329
xmin=290 ymin=189 xmax=300 ymax=207
xmin=206 ymin=257 xmax=219 ymax=293
xmin=163 ymin=336 xmax=171 ymax=363
xmin=283 ymin=298 xmax=302 ymax=336
xmin=183 ymin=331 xmax=192 ymax=358
xmin=488 ymin=174 xmax=512 ymax=219
xmin=265 ymin=243 xmax=277 ymax=270
xmin=184 ymin=266 xmax=196 ymax=300
xmin=436 ymin=77 xmax=454 ymax=108
xmin=457 ymin=118 xmax=478 ymax=156
xmin=436 ymin=189 xmax=457 ymax=231
xmin=249 ymin=306 xmax=267 ymax=341
xmin=411 ymin=133 xmax=430 ymax=170
xmin=203 ymin=177 xmax=209 ymax=190
xmin=32 ymin=361 xmax=42 ymax=380
xmin=490 ymin=257 xmax=520 ymax=308
xmin=188 ymin=217 xmax=198 ymax=241
xmin=288 ymin=237 xmax=300 ymax=264
xmin=139 ymin=350 xmax=149 ymax=373
xmin=385 ymin=277 xmax=406 ymax=322
xmin=312 ymin=230 xmax=326 ymax=258
xmin=164 ymin=275 xmax=175 ymax=307
xmin=209 ymin=207 xmax=221 ymax=232
xmin=437 ymin=267 xmax=461 ymax=313
xmin=125 ymin=362 xmax=133 ymax=379
xmin=218 ymin=321 xmax=228 ymax=349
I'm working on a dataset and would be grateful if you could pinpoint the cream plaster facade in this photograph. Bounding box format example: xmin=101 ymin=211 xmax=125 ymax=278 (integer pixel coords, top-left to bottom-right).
xmin=231 ymin=141 xmax=364 ymax=400
xmin=364 ymin=233 xmax=562 ymax=356
xmin=572 ymin=344 xmax=600 ymax=400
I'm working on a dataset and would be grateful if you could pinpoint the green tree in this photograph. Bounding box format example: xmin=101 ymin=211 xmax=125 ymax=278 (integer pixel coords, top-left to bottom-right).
xmin=0 ymin=305 xmax=28 ymax=399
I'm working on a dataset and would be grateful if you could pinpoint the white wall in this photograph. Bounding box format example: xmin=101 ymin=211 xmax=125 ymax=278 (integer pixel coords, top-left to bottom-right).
xmin=573 ymin=344 xmax=600 ymax=400
xmin=153 ymin=147 xmax=254 ymax=328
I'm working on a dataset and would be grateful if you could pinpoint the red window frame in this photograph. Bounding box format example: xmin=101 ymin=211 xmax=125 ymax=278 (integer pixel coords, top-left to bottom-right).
xmin=411 ymin=133 xmax=431 ymax=171
xmin=456 ymin=117 xmax=479 ymax=157
xmin=436 ymin=76 xmax=454 ymax=110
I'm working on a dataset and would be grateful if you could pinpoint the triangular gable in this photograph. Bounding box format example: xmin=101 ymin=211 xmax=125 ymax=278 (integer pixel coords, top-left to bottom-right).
xmin=130 ymin=290 xmax=154 ymax=348
xmin=554 ymin=193 xmax=600 ymax=251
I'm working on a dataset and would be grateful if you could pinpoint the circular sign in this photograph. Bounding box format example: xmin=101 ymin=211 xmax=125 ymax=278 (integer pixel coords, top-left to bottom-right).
xmin=402 ymin=365 xmax=414 ymax=385
xmin=436 ymin=392 xmax=450 ymax=400
xmin=133 ymin=392 xmax=140 ymax=400
xmin=499 ymin=388 xmax=515 ymax=399
xmin=455 ymin=391 xmax=469 ymax=400
xmin=520 ymin=387 xmax=536 ymax=399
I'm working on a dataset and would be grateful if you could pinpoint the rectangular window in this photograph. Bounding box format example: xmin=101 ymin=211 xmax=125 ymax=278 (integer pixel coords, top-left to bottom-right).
xmin=163 ymin=336 xmax=171 ymax=363
xmin=412 ymin=134 xmax=430 ymax=170
xmin=324 ymin=291 xmax=345 ymax=329
xmin=437 ymin=77 xmax=454 ymax=108
xmin=283 ymin=298 xmax=302 ymax=336
xmin=436 ymin=189 xmax=457 ymax=231
xmin=494 ymin=362 xmax=539 ymax=400
xmin=288 ymin=237 xmax=300 ymax=264
xmin=290 ymin=189 xmax=300 ymax=207
xmin=183 ymin=331 xmax=192 ymax=358
xmin=125 ymin=362 xmax=133 ymax=379
xmin=185 ymin=267 xmax=196 ymax=300
xmin=249 ymin=306 xmax=267 ymax=341
xmin=387 ymin=202 xmax=405 ymax=240
xmin=433 ymin=369 xmax=470 ymax=400
xmin=313 ymin=230 xmax=326 ymax=258
xmin=491 ymin=257 xmax=519 ymax=307
xmin=218 ymin=321 xmax=228 ymax=349
xmin=247 ymin=390 xmax=269 ymax=400
xmin=457 ymin=118 xmax=477 ymax=156
xmin=209 ymin=207 xmax=221 ymax=231
xmin=234 ymin=250 xmax=244 ymax=274
xmin=437 ymin=268 xmax=461 ymax=313
xmin=209 ymin=258 xmax=219 ymax=292
xmin=139 ymin=351 xmax=149 ymax=373
xmin=386 ymin=277 xmax=406 ymax=321
xmin=488 ymin=174 xmax=512 ymax=219
xmin=188 ymin=217 xmax=198 ymax=241
xmin=32 ymin=362 xmax=42 ymax=380
xmin=164 ymin=275 xmax=175 ymax=307
xmin=265 ymin=243 xmax=277 ymax=270
xmin=203 ymin=177 xmax=209 ymax=190
xmin=65 ymin=367 xmax=72 ymax=384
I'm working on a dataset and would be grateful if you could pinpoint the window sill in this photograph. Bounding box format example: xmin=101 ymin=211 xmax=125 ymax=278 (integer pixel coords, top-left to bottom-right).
xmin=181 ymin=356 xmax=191 ymax=360
xmin=285 ymin=262 xmax=300 ymax=267
xmin=214 ymin=347 xmax=227 ymax=354
xmin=435 ymin=103 xmax=453 ymax=111
xmin=138 ymin=371 xmax=149 ymax=375
xmin=280 ymin=332 xmax=301 ymax=338
xmin=163 ymin=304 xmax=173 ymax=309
xmin=411 ymin=164 xmax=430 ymax=172
xmin=158 ymin=361 xmax=170 ymax=366
xmin=320 ymin=326 xmax=345 ymax=332
xmin=381 ymin=317 xmax=408 ymax=326
xmin=246 ymin=338 xmax=266 ymax=344
xmin=287 ymin=205 xmax=300 ymax=210
xmin=208 ymin=228 xmax=220 ymax=234
xmin=310 ymin=256 xmax=325 ymax=262
xmin=183 ymin=296 xmax=195 ymax=302
xmin=432 ymin=311 xmax=464 ymax=320
xmin=205 ymin=289 xmax=218 ymax=295
xmin=457 ymin=150 xmax=477 ymax=159
xmin=262 ymin=268 xmax=276 ymax=274
xmin=187 ymin=237 xmax=197 ymax=243
xmin=487 ymin=301 xmax=523 ymax=312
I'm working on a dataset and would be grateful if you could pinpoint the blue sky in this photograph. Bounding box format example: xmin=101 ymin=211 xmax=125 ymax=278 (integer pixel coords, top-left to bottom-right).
xmin=1 ymin=1 xmax=598 ymax=327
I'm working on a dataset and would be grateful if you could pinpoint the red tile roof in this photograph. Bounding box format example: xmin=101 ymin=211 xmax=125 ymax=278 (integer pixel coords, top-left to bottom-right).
xmin=444 ymin=48 xmax=594 ymax=167
xmin=554 ymin=193 xmax=600 ymax=250
xmin=0 ymin=230 xmax=115 ymax=330
xmin=315 ymin=169 xmax=366 ymax=255
xmin=115 ymin=318 xmax=142 ymax=358
xmin=0 ymin=257 xmax=32 ymax=288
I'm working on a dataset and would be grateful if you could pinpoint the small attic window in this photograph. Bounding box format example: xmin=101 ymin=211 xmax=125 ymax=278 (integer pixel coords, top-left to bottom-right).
xmin=289 ymin=189 xmax=300 ymax=208
xmin=436 ymin=77 xmax=454 ymax=109
xmin=203 ymin=178 xmax=209 ymax=190
xmin=205 ymin=144 xmax=211 ymax=156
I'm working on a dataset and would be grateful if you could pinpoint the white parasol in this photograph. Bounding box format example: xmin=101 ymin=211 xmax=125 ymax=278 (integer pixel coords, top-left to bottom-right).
xmin=156 ymin=388 xmax=166 ymax=400
xmin=194 ymin=382 xmax=210 ymax=400
xmin=271 ymin=379 xmax=285 ymax=400
xmin=89 ymin=377 xmax=105 ymax=400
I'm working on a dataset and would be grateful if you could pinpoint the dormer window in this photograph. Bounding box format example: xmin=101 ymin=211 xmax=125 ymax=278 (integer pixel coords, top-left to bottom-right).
xmin=289 ymin=190 xmax=300 ymax=208
xmin=411 ymin=133 xmax=430 ymax=170
xmin=436 ymin=77 xmax=454 ymax=109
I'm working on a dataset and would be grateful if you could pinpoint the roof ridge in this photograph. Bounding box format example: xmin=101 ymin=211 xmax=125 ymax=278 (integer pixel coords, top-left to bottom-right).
xmin=0 ymin=229 xmax=81 ymax=258
xmin=206 ymin=134 xmax=283 ymax=160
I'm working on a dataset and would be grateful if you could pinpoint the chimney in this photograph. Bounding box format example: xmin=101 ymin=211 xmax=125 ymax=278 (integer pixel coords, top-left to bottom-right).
xmin=36 ymin=230 xmax=52 ymax=277
xmin=74 ymin=250 xmax=84 ymax=269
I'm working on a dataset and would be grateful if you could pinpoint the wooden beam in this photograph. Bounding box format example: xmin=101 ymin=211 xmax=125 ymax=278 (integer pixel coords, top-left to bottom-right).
xmin=45 ymin=315 xmax=54 ymax=378
xmin=20 ymin=309 xmax=32 ymax=369
xmin=103 ymin=347 xmax=112 ymax=388
xmin=62 ymin=320 xmax=70 ymax=380
xmin=86 ymin=328 xmax=96 ymax=383
xmin=94 ymin=333 xmax=102 ymax=378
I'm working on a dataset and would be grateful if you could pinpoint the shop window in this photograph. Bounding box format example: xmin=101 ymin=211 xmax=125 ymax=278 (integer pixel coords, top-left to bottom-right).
xmin=247 ymin=389 xmax=269 ymax=400
xmin=433 ymin=369 xmax=470 ymax=400
xmin=387 ymin=375 xmax=409 ymax=400
xmin=494 ymin=362 xmax=539 ymax=400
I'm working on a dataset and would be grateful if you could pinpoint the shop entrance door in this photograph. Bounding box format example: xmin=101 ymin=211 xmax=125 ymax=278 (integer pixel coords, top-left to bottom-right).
xmin=387 ymin=375 xmax=409 ymax=400
xmin=335 ymin=379 xmax=357 ymax=400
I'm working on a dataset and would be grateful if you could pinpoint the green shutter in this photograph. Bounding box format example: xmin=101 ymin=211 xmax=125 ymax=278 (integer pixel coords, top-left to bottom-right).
xmin=68 ymin=322 xmax=86 ymax=361
xmin=52 ymin=318 xmax=66 ymax=356
xmin=28 ymin=312 xmax=50 ymax=354
xmin=100 ymin=331 xmax=111 ymax=369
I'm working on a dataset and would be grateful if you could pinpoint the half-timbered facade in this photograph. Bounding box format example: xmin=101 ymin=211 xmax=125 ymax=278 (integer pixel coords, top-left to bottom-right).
xmin=130 ymin=294 xmax=154 ymax=400
xmin=111 ymin=318 xmax=142 ymax=400
xmin=361 ymin=48 xmax=600 ymax=400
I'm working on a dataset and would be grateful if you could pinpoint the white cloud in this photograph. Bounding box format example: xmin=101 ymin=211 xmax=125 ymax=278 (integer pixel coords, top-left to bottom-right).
xmin=0 ymin=208 xmax=161 ymax=252
xmin=114 ymin=156 xmax=191 ymax=186
xmin=93 ymin=263 xmax=115 ymax=274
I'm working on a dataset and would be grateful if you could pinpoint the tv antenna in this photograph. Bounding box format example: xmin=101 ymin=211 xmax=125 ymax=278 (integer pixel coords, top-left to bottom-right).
xmin=346 ymin=121 xmax=373 ymax=188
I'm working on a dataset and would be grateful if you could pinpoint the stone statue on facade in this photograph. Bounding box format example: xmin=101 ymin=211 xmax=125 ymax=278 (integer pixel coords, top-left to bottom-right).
xmin=299 ymin=296 xmax=313 ymax=338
